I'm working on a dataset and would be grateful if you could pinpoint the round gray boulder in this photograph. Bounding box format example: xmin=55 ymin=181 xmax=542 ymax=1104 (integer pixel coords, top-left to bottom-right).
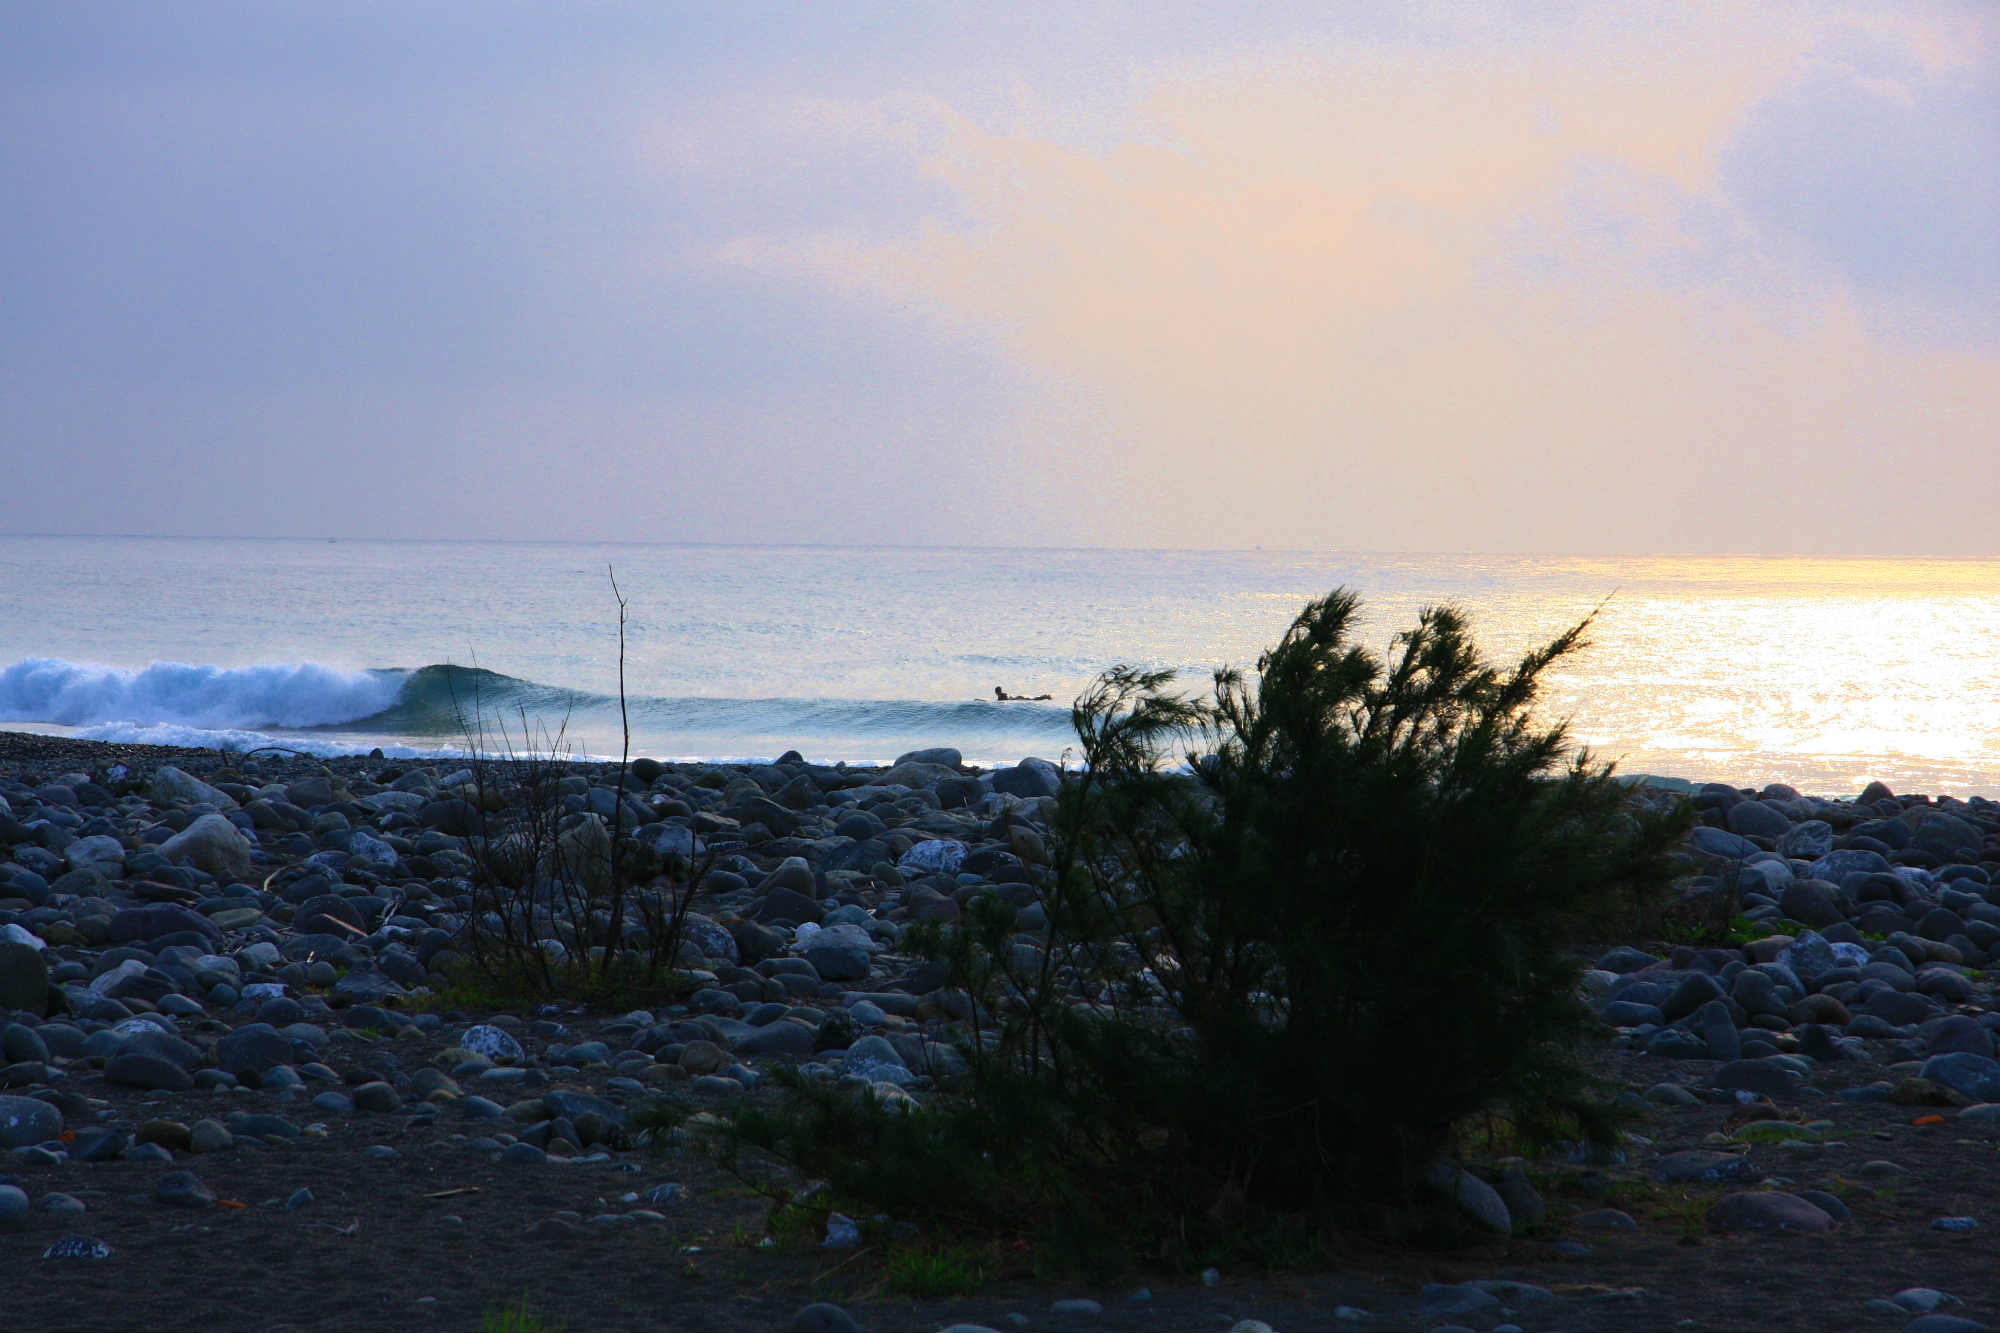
xmin=157 ymin=813 xmax=255 ymax=881
xmin=1778 ymin=879 xmax=1845 ymax=928
xmin=0 ymin=941 xmax=49 ymax=1012
xmin=802 ymin=940 xmax=872 ymax=983
xmin=0 ymin=1093 xmax=61 ymax=1149
xmin=876 ymin=760 xmax=959 ymax=789
xmin=1690 ymin=826 xmax=1761 ymax=860
xmin=216 ymin=1023 xmax=294 ymax=1077
xmin=992 ymin=758 xmax=1062 ymax=799
xmin=1707 ymin=1191 xmax=1834 ymax=1233
xmin=1422 ymin=1157 xmax=1511 ymax=1236
xmin=1921 ymin=1052 xmax=2000 ymax=1103
xmin=1725 ymin=800 xmax=1792 ymax=840
xmin=1778 ymin=820 xmax=1835 ymax=859
xmin=105 ymin=1051 xmax=195 ymax=1092
xmin=893 ymin=747 xmax=961 ymax=769
xmin=149 ymin=766 xmax=237 ymax=809
xmin=62 ymin=835 xmax=127 ymax=879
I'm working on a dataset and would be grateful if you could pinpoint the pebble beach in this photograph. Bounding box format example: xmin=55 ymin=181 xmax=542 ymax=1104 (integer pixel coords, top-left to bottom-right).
xmin=4 ymin=728 xmax=2000 ymax=1332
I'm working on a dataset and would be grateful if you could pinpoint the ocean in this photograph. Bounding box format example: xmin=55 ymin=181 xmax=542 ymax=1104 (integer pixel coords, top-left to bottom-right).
xmin=3 ymin=535 xmax=1996 ymax=797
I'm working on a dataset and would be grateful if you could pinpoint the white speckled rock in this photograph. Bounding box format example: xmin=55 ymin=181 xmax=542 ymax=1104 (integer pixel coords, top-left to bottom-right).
xmin=42 ymin=1235 xmax=113 ymax=1260
xmin=896 ymin=839 xmax=966 ymax=875
xmin=346 ymin=829 xmax=400 ymax=869
xmin=459 ymin=1024 xmax=525 ymax=1063
xmin=0 ymin=1095 xmax=60 ymax=1149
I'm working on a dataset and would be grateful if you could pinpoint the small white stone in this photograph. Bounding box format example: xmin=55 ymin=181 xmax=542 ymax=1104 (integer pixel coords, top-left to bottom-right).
xmin=820 ymin=1212 xmax=860 ymax=1248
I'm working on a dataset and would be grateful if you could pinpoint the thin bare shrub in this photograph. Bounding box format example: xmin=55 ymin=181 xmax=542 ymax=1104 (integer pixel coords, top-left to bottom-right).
xmin=448 ymin=568 xmax=702 ymax=1004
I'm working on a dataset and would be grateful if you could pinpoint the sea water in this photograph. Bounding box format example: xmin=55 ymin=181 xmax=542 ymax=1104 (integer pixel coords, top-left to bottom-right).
xmin=2 ymin=534 xmax=1996 ymax=797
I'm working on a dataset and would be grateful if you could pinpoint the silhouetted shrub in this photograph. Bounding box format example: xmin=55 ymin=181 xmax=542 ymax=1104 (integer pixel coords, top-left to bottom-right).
xmin=729 ymin=588 xmax=1688 ymax=1269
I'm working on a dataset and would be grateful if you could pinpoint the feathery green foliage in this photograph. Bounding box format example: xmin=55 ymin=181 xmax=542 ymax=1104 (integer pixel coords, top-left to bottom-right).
xmin=729 ymin=588 xmax=1688 ymax=1269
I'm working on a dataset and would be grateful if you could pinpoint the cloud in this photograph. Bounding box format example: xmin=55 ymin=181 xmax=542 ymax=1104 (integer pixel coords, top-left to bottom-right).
xmin=708 ymin=8 xmax=2000 ymax=552
xmin=5 ymin=4 xmax=1992 ymax=551
xmin=1721 ymin=40 xmax=2000 ymax=345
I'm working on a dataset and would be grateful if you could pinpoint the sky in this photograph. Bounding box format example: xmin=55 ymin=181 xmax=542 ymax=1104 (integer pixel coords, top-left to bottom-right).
xmin=3 ymin=2 xmax=1995 ymax=554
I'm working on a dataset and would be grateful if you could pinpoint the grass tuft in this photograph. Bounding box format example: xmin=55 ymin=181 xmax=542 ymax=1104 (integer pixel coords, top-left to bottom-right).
xmin=884 ymin=1244 xmax=996 ymax=1299
xmin=481 ymin=1293 xmax=564 ymax=1333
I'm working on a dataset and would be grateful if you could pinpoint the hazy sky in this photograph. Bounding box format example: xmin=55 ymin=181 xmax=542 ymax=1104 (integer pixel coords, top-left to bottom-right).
xmin=4 ymin=3 xmax=1995 ymax=553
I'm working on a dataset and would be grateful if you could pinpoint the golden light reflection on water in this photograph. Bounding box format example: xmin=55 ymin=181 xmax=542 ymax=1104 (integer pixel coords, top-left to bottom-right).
xmin=1502 ymin=557 xmax=2000 ymax=797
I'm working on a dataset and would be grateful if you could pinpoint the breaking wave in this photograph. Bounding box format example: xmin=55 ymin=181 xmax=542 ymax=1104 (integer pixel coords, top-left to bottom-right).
xmin=0 ymin=657 xmax=1075 ymax=765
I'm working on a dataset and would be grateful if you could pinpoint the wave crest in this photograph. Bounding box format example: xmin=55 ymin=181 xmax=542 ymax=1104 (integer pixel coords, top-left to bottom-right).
xmin=0 ymin=658 xmax=406 ymax=730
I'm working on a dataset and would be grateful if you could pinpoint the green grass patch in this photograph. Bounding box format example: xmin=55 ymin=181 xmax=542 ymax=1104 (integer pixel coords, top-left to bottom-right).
xmin=766 ymin=1197 xmax=822 ymax=1247
xmin=1730 ymin=1120 xmax=1816 ymax=1144
xmin=884 ymin=1244 xmax=998 ymax=1299
xmin=481 ymin=1294 xmax=563 ymax=1333
xmin=1574 ymin=1177 xmax=1714 ymax=1237
xmin=407 ymin=957 xmax=697 ymax=1016
xmin=1658 ymin=913 xmax=1809 ymax=950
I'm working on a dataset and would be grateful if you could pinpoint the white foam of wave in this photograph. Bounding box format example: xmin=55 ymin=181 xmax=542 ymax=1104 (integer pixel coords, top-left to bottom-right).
xmin=0 ymin=658 xmax=404 ymax=730
xmin=66 ymin=721 xmax=646 ymax=765
xmin=70 ymin=721 xmax=462 ymax=761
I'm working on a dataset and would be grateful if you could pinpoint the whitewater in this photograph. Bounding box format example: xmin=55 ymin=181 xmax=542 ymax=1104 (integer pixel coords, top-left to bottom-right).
xmin=4 ymin=535 xmax=1998 ymax=796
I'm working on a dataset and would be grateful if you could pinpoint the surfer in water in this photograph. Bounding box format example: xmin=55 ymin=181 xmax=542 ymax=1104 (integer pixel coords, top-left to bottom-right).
xmin=994 ymin=686 xmax=1053 ymax=702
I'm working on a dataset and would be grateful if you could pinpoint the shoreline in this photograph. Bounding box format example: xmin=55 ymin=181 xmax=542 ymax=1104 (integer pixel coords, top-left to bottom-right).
xmin=5 ymin=725 xmax=1995 ymax=808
